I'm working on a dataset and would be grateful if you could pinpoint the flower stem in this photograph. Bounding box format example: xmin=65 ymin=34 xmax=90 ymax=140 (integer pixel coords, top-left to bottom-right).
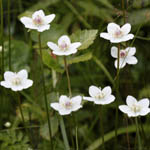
xmin=115 ymin=43 xmax=120 ymax=150
xmin=8 ymin=0 xmax=11 ymax=70
xmin=100 ymin=106 xmax=105 ymax=150
xmin=38 ymin=33 xmax=53 ymax=149
xmin=0 ymin=0 xmax=4 ymax=76
xmin=135 ymin=117 xmax=142 ymax=150
xmin=64 ymin=57 xmax=72 ymax=97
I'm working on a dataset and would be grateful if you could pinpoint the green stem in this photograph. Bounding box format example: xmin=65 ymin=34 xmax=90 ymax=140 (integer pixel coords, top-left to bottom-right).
xmin=75 ymin=126 xmax=79 ymax=150
xmin=8 ymin=0 xmax=11 ymax=70
xmin=38 ymin=33 xmax=53 ymax=149
xmin=59 ymin=116 xmax=70 ymax=150
xmin=100 ymin=106 xmax=105 ymax=150
xmin=0 ymin=0 xmax=4 ymax=76
xmin=64 ymin=57 xmax=72 ymax=97
xmin=135 ymin=117 xmax=142 ymax=150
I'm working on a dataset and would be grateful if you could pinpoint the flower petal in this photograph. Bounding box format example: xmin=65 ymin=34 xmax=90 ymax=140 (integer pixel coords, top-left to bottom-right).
xmin=126 ymin=56 xmax=138 ymax=65
xmin=32 ymin=10 xmax=45 ymax=19
xmin=107 ymin=23 xmax=120 ymax=35
xmin=126 ymin=95 xmax=137 ymax=107
xmin=58 ymin=35 xmax=71 ymax=46
xmin=22 ymin=79 xmax=33 ymax=89
xmin=100 ymin=33 xmax=111 ymax=40
xmin=121 ymin=23 xmax=131 ymax=35
xmin=102 ymin=86 xmax=112 ymax=96
xmin=114 ymin=59 xmax=126 ymax=69
xmin=4 ymin=71 xmax=15 ymax=81
xmin=125 ymin=47 xmax=136 ymax=56
xmin=45 ymin=14 xmax=55 ymax=24
xmin=70 ymin=42 xmax=81 ymax=50
xmin=59 ymin=95 xmax=69 ymax=104
xmin=59 ymin=109 xmax=72 ymax=115
xmin=52 ymin=49 xmax=77 ymax=56
xmin=111 ymin=46 xmax=118 ymax=58
xmin=37 ymin=25 xmax=50 ymax=32
xmin=18 ymin=69 xmax=28 ymax=79
xmin=140 ymin=108 xmax=150 ymax=116
xmin=121 ymin=34 xmax=134 ymax=42
xmin=50 ymin=103 xmax=59 ymax=111
xmin=83 ymin=96 xmax=94 ymax=102
xmin=138 ymin=98 xmax=149 ymax=108
xmin=11 ymin=85 xmax=24 ymax=91
xmin=96 ymin=95 xmax=115 ymax=105
xmin=119 ymin=105 xmax=130 ymax=114
xmin=20 ymin=17 xmax=36 ymax=29
xmin=0 ymin=81 xmax=11 ymax=88
xmin=89 ymin=85 xmax=101 ymax=98
xmin=47 ymin=42 xmax=60 ymax=51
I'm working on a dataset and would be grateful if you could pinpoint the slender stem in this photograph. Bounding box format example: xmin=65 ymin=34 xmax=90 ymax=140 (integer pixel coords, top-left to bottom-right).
xmin=0 ymin=0 xmax=4 ymax=76
xmin=135 ymin=117 xmax=142 ymax=150
xmin=125 ymin=116 xmax=130 ymax=150
xmin=75 ymin=126 xmax=79 ymax=150
xmin=38 ymin=33 xmax=53 ymax=149
xmin=64 ymin=57 xmax=72 ymax=97
xmin=8 ymin=0 xmax=11 ymax=70
xmin=115 ymin=43 xmax=120 ymax=150
xmin=100 ymin=106 xmax=105 ymax=150
xmin=59 ymin=116 xmax=70 ymax=150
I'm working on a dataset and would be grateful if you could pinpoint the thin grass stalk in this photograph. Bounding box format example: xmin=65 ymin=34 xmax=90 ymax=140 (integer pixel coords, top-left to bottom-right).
xmin=135 ymin=117 xmax=142 ymax=150
xmin=100 ymin=106 xmax=105 ymax=150
xmin=125 ymin=116 xmax=130 ymax=150
xmin=8 ymin=0 xmax=11 ymax=70
xmin=0 ymin=0 xmax=4 ymax=76
xmin=38 ymin=33 xmax=53 ymax=149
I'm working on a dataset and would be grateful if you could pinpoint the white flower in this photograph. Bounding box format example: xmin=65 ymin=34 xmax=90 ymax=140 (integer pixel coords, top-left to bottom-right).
xmin=47 ymin=35 xmax=81 ymax=56
xmin=4 ymin=122 xmax=11 ymax=128
xmin=0 ymin=69 xmax=33 ymax=91
xmin=20 ymin=10 xmax=55 ymax=32
xmin=119 ymin=96 xmax=150 ymax=117
xmin=100 ymin=23 xmax=134 ymax=43
xmin=83 ymin=85 xmax=115 ymax=105
xmin=50 ymin=95 xmax=82 ymax=115
xmin=111 ymin=46 xmax=138 ymax=69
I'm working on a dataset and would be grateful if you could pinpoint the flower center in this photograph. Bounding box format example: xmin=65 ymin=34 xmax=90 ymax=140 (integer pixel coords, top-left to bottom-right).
xmin=64 ymin=101 xmax=72 ymax=109
xmin=114 ymin=29 xmax=123 ymax=38
xmin=95 ymin=92 xmax=105 ymax=99
xmin=59 ymin=41 xmax=68 ymax=51
xmin=130 ymin=104 xmax=141 ymax=113
xmin=33 ymin=15 xmax=43 ymax=26
xmin=12 ymin=77 xmax=21 ymax=86
xmin=120 ymin=50 xmax=127 ymax=58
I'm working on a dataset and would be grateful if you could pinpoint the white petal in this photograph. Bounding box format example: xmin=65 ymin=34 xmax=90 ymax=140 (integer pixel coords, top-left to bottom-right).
xmin=100 ymin=33 xmax=111 ymax=40
xmin=111 ymin=46 xmax=118 ymax=58
xmin=138 ymin=98 xmax=149 ymax=108
xmin=102 ymin=86 xmax=112 ymax=96
xmin=53 ymin=49 xmax=77 ymax=56
xmin=96 ymin=95 xmax=115 ymax=105
xmin=140 ymin=108 xmax=150 ymax=116
xmin=107 ymin=23 xmax=120 ymax=35
xmin=50 ymin=103 xmax=59 ymax=111
xmin=59 ymin=109 xmax=72 ymax=115
xmin=121 ymin=34 xmax=134 ymax=42
xmin=71 ymin=96 xmax=82 ymax=104
xmin=20 ymin=17 xmax=36 ymax=29
xmin=45 ymin=14 xmax=55 ymax=24
xmin=114 ymin=59 xmax=126 ymax=69
xmin=126 ymin=95 xmax=137 ymax=107
xmin=32 ymin=10 xmax=45 ymax=19
xmin=83 ymin=96 xmax=94 ymax=102
xmin=0 ymin=81 xmax=11 ymax=88
xmin=37 ymin=25 xmax=50 ymax=32
xmin=4 ymin=71 xmax=15 ymax=81
xmin=59 ymin=95 xmax=69 ymax=104
xmin=70 ymin=42 xmax=81 ymax=50
xmin=58 ymin=35 xmax=71 ymax=46
xmin=125 ymin=47 xmax=136 ymax=56
xmin=89 ymin=85 xmax=101 ymax=98
xmin=121 ymin=23 xmax=131 ymax=35
xmin=126 ymin=56 xmax=138 ymax=65
xmin=47 ymin=42 xmax=60 ymax=51
xmin=119 ymin=105 xmax=130 ymax=114
xmin=17 ymin=69 xmax=28 ymax=79
xmin=110 ymin=38 xmax=123 ymax=43
xmin=11 ymin=85 xmax=24 ymax=91
xmin=22 ymin=79 xmax=33 ymax=89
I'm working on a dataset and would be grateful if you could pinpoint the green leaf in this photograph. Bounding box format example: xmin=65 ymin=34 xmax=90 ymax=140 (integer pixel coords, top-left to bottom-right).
xmin=71 ymin=30 xmax=98 ymax=50
xmin=39 ymin=50 xmax=64 ymax=73
xmin=67 ymin=52 xmax=92 ymax=65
